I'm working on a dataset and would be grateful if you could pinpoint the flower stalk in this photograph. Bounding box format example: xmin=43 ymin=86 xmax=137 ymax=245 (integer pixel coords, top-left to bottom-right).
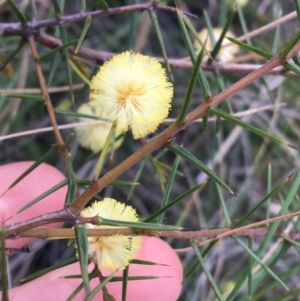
xmin=93 ymin=118 xmax=118 ymax=179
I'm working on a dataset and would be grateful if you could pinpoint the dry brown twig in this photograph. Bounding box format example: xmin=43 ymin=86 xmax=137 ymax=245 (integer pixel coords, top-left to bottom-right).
xmin=0 ymin=3 xmax=197 ymax=33
xmin=0 ymin=103 xmax=284 ymax=141
xmin=12 ymin=209 xmax=300 ymax=244
xmin=32 ymin=32 xmax=299 ymax=77
xmin=27 ymin=36 xmax=65 ymax=150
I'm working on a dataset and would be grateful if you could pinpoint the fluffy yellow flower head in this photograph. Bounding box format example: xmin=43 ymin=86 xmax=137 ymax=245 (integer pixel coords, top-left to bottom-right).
xmin=89 ymin=51 xmax=173 ymax=139
xmin=75 ymin=104 xmax=123 ymax=153
xmin=194 ymin=27 xmax=239 ymax=62
xmin=80 ymin=198 xmax=142 ymax=271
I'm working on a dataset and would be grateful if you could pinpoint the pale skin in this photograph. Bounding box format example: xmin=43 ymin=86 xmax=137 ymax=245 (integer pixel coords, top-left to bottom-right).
xmin=1 ymin=162 xmax=183 ymax=301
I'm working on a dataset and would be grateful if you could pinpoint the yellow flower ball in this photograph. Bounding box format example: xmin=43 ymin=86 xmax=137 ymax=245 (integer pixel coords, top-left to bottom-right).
xmin=194 ymin=27 xmax=239 ymax=62
xmin=75 ymin=104 xmax=123 ymax=153
xmin=80 ymin=198 xmax=142 ymax=271
xmin=89 ymin=51 xmax=173 ymax=139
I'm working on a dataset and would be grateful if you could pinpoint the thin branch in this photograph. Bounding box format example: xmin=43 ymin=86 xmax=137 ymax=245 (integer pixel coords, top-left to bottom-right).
xmin=5 ymin=209 xmax=111 ymax=238
xmin=1 ymin=6 xmax=297 ymax=79
xmin=27 ymin=36 xmax=65 ymax=148
xmin=3 ymin=30 xmax=297 ymax=77
xmin=11 ymin=212 xmax=300 ymax=241
xmin=0 ymin=120 xmax=103 ymax=141
xmin=34 ymin=32 xmax=298 ymax=77
xmin=0 ymin=83 xmax=84 ymax=94
xmin=0 ymin=3 xmax=197 ymax=33
xmin=226 ymin=11 xmax=297 ymax=46
xmin=16 ymin=227 xmax=268 ymax=240
xmin=197 ymin=209 xmax=300 ymax=246
xmin=5 ymin=209 xmax=72 ymax=238
xmin=0 ymin=104 xmax=284 ymax=141
xmin=6 ymin=208 xmax=300 ymax=242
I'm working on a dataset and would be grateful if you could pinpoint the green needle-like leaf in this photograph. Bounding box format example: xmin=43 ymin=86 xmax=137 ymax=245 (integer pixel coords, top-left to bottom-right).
xmin=99 ymin=218 xmax=181 ymax=231
xmin=66 ymin=281 xmax=85 ymax=301
xmin=258 ymin=261 xmax=300 ymax=299
xmin=294 ymin=0 xmax=300 ymax=25
xmin=257 ymin=172 xmax=300 ymax=256
xmin=20 ymin=257 xmax=77 ymax=284
xmin=156 ymin=155 xmax=180 ymax=224
xmin=127 ymin=159 xmax=146 ymax=201
xmin=65 ymin=153 xmax=77 ymax=205
xmin=126 ymin=1 xmax=138 ymax=50
xmin=39 ymin=40 xmax=78 ymax=61
xmin=266 ymin=163 xmax=272 ymax=222
xmin=97 ymin=0 xmax=109 ymax=11
xmin=146 ymin=180 xmax=208 ymax=222
xmin=109 ymin=275 xmax=160 ymax=282
xmin=168 ymin=143 xmax=234 ymax=194
xmin=271 ymin=18 xmax=281 ymax=54
xmin=46 ymin=52 xmax=61 ymax=87
xmin=177 ymin=8 xmax=211 ymax=98
xmin=226 ymin=173 xmax=300 ymax=301
xmin=149 ymin=10 xmax=173 ymax=81
xmin=85 ymin=272 xmax=116 ymax=301
xmin=69 ymin=59 xmax=91 ymax=86
xmin=122 ymin=266 xmax=129 ymax=301
xmin=201 ymin=11 xmax=234 ymax=113
xmin=55 ymin=109 xmax=110 ymax=121
xmin=281 ymin=234 xmax=300 ymax=249
xmin=202 ymin=114 xmax=208 ymax=133
xmin=6 ymin=0 xmax=27 ymax=25
xmin=53 ymin=0 xmax=74 ymax=104
xmin=94 ymin=118 xmax=118 ymax=179
xmin=233 ymin=235 xmax=291 ymax=294
xmin=216 ymin=183 xmax=231 ymax=227
xmin=148 ymin=155 xmax=166 ymax=193
xmin=226 ymin=37 xmax=272 ymax=60
xmin=15 ymin=179 xmax=67 ymax=215
xmin=190 ymin=240 xmax=224 ymax=301
xmin=209 ymin=107 xmax=291 ymax=147
xmin=176 ymin=48 xmax=204 ymax=124
xmin=0 ymin=226 xmax=8 ymax=301
xmin=75 ymin=16 xmax=93 ymax=54
xmin=281 ymin=30 xmax=300 ymax=57
xmin=247 ymin=238 xmax=253 ymax=298
xmin=30 ymin=0 xmax=37 ymax=20
xmin=0 ymin=39 xmax=26 ymax=71
xmin=2 ymin=146 xmax=56 ymax=194
xmin=78 ymin=179 xmax=139 ymax=187
xmin=286 ymin=60 xmax=300 ymax=76
xmin=61 ymin=29 xmax=74 ymax=104
xmin=237 ymin=6 xmax=252 ymax=46
xmin=233 ymin=175 xmax=290 ymax=228
xmin=0 ymin=93 xmax=45 ymax=101
xmin=80 ymin=0 xmax=86 ymax=11
xmin=184 ymin=242 xmax=216 ymax=280
xmin=74 ymin=225 xmax=90 ymax=296
xmin=210 ymin=9 xmax=236 ymax=61
xmin=130 ymin=259 xmax=168 ymax=266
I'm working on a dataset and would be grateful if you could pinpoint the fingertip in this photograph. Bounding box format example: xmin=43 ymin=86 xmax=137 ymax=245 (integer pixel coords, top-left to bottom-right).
xmin=1 ymin=161 xmax=67 ymax=249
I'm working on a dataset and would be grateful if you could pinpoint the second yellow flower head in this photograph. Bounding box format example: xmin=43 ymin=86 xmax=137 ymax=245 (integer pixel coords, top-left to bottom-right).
xmin=80 ymin=198 xmax=142 ymax=271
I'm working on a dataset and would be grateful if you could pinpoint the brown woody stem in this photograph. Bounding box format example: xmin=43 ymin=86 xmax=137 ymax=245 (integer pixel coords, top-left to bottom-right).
xmin=27 ymin=36 xmax=65 ymax=149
